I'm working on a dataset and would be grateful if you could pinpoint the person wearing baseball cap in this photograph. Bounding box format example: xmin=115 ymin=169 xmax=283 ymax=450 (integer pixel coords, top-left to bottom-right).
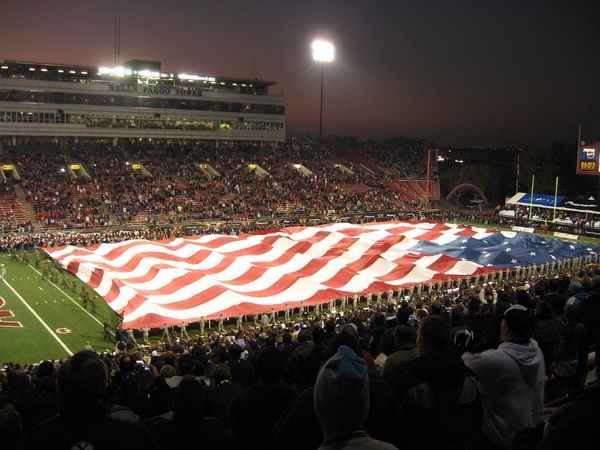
xmin=462 ymin=304 xmax=545 ymax=449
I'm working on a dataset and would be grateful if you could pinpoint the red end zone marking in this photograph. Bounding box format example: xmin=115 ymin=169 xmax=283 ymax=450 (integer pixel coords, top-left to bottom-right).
xmin=0 ymin=297 xmax=23 ymax=328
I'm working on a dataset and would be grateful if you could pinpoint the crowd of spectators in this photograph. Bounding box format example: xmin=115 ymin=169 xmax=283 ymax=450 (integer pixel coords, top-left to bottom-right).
xmin=0 ymin=137 xmax=432 ymax=233
xmin=499 ymin=205 xmax=600 ymax=230
xmin=2 ymin=138 xmax=600 ymax=448
xmin=1 ymin=258 xmax=600 ymax=449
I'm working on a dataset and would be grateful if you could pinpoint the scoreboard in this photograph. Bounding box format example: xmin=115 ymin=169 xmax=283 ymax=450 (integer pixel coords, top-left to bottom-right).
xmin=577 ymin=142 xmax=600 ymax=176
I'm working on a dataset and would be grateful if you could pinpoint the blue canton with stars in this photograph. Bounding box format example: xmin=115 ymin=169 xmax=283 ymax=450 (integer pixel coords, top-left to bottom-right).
xmin=407 ymin=231 xmax=598 ymax=269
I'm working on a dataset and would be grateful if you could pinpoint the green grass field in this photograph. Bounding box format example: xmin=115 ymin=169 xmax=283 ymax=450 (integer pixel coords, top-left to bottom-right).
xmin=0 ymin=251 xmax=121 ymax=366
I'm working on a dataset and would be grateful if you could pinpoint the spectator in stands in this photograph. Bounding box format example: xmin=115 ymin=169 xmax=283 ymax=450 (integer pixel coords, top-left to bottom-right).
xmin=377 ymin=307 xmax=416 ymax=356
xmin=381 ymin=324 xmax=419 ymax=386
xmin=449 ymin=304 xmax=470 ymax=347
xmin=462 ymin=305 xmax=545 ymax=449
xmin=35 ymin=360 xmax=55 ymax=378
xmin=551 ymin=304 xmax=586 ymax=397
xmin=477 ymin=296 xmax=511 ymax=352
xmin=542 ymin=277 xmax=567 ymax=317
xmin=109 ymin=353 xmax=150 ymax=417
xmin=19 ymin=350 xmax=158 ymax=450
xmin=533 ymin=300 xmax=563 ymax=377
xmin=466 ymin=296 xmax=492 ymax=347
xmin=392 ymin=315 xmax=481 ymax=449
xmin=294 ymin=326 xmax=327 ymax=391
xmin=227 ymin=343 xmax=256 ymax=390
xmin=576 ymin=275 xmax=600 ymax=387
xmin=286 ymin=328 xmax=312 ymax=388
xmin=149 ymin=375 xmax=228 ymax=450
xmin=205 ymin=363 xmax=243 ymax=426
xmin=2 ymin=367 xmax=29 ymax=420
xmin=273 ymin=332 xmax=401 ymax=450
xmin=567 ymin=280 xmax=588 ymax=306
xmin=20 ymin=374 xmax=57 ymax=432
xmin=368 ymin=312 xmax=386 ymax=356
xmin=0 ymin=403 xmax=22 ymax=450
xmin=339 ymin=323 xmax=377 ymax=372
xmin=228 ymin=345 xmax=299 ymax=450
xmin=314 ymin=345 xmax=398 ymax=450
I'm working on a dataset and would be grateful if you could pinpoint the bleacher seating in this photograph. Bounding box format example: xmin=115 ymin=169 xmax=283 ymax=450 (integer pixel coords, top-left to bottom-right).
xmin=0 ymin=137 xmax=440 ymax=232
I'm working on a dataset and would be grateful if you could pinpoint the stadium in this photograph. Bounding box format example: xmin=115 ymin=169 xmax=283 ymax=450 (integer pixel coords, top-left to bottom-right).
xmin=1 ymin=57 xmax=600 ymax=449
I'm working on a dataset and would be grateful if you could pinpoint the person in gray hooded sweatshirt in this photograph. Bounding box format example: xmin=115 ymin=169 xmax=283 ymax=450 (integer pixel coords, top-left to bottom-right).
xmin=462 ymin=304 xmax=545 ymax=450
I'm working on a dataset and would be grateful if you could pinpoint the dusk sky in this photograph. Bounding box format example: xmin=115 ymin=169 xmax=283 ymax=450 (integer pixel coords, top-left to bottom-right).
xmin=1 ymin=0 xmax=598 ymax=148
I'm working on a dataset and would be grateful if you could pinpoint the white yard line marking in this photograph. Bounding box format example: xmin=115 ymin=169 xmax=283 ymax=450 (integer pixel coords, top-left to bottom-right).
xmin=2 ymin=278 xmax=73 ymax=356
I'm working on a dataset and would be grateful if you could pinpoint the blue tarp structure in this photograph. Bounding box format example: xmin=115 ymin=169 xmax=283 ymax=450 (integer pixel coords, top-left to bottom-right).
xmin=507 ymin=192 xmax=565 ymax=208
xmin=506 ymin=192 xmax=600 ymax=213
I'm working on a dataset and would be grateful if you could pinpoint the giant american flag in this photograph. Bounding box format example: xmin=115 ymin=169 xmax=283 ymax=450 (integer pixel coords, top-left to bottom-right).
xmin=42 ymin=221 xmax=599 ymax=329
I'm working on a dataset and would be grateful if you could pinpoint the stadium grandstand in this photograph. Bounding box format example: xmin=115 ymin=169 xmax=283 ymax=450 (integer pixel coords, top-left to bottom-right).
xmin=0 ymin=58 xmax=439 ymax=233
xmin=0 ymin=138 xmax=438 ymax=234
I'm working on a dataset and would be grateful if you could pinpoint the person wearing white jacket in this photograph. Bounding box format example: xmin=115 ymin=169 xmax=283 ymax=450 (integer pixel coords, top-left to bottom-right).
xmin=462 ymin=304 xmax=545 ymax=449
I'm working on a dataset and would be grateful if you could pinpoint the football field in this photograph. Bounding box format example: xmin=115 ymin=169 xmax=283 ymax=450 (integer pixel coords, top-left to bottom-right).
xmin=0 ymin=252 xmax=120 ymax=366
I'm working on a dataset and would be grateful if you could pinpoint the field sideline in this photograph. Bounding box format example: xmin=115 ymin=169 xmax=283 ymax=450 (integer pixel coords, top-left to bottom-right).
xmin=0 ymin=251 xmax=120 ymax=365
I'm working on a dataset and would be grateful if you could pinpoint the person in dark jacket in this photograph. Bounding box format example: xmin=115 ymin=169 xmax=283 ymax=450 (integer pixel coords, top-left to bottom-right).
xmin=551 ymin=304 xmax=586 ymax=397
xmin=273 ymin=333 xmax=402 ymax=450
xmin=368 ymin=312 xmax=386 ymax=357
xmin=381 ymin=324 xmax=419 ymax=386
xmin=393 ymin=314 xmax=481 ymax=450
xmin=19 ymin=351 xmax=159 ymax=450
xmin=205 ymin=363 xmax=243 ymax=426
xmin=227 ymin=343 xmax=255 ymax=390
xmin=541 ymin=277 xmax=567 ymax=318
xmin=577 ymin=276 xmax=600 ymax=386
xmin=533 ymin=300 xmax=563 ymax=377
xmin=295 ymin=326 xmax=327 ymax=391
xmin=149 ymin=376 xmax=228 ymax=450
xmin=466 ymin=296 xmax=492 ymax=346
xmin=477 ymin=298 xmax=511 ymax=352
xmin=227 ymin=346 xmax=299 ymax=450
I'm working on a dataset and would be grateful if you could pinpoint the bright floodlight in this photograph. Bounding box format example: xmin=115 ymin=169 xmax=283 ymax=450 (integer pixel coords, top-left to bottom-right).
xmin=312 ymin=40 xmax=335 ymax=62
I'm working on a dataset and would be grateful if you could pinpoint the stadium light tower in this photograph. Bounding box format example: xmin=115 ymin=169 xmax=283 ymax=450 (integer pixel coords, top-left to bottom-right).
xmin=312 ymin=39 xmax=334 ymax=148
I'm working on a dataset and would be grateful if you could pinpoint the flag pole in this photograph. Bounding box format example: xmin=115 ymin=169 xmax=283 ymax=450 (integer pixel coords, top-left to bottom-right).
xmin=516 ymin=153 xmax=520 ymax=195
xmin=553 ymin=176 xmax=559 ymax=221
xmin=529 ymin=175 xmax=534 ymax=220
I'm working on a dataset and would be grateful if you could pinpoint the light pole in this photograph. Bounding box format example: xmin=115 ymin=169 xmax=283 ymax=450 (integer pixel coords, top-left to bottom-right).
xmin=312 ymin=40 xmax=334 ymax=149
